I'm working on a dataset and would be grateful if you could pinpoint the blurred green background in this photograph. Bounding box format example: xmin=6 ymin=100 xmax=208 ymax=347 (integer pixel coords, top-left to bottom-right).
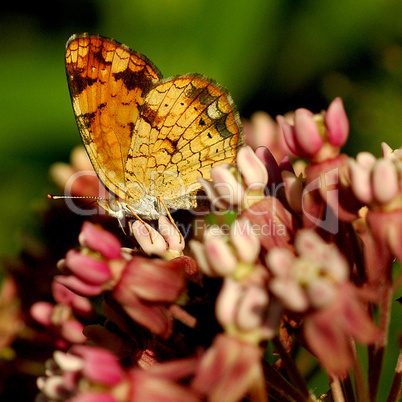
xmin=0 ymin=0 xmax=401 ymax=397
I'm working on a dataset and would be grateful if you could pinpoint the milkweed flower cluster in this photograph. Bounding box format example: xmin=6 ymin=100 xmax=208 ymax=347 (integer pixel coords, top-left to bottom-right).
xmin=29 ymin=98 xmax=401 ymax=402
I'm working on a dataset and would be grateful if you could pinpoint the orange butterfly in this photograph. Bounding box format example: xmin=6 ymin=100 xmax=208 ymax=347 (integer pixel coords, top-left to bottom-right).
xmin=65 ymin=33 xmax=244 ymax=222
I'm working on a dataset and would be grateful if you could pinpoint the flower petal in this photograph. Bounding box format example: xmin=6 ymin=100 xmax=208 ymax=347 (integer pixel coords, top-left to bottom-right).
xmin=79 ymin=222 xmax=121 ymax=260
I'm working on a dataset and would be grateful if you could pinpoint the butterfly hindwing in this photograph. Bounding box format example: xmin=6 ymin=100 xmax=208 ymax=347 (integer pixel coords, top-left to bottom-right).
xmin=124 ymin=75 xmax=244 ymax=206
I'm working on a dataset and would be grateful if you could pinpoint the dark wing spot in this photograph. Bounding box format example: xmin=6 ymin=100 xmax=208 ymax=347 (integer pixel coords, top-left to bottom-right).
xmin=185 ymin=83 xmax=204 ymax=100
xmin=113 ymin=67 xmax=154 ymax=94
xmin=215 ymin=115 xmax=232 ymax=138
xmin=199 ymin=118 xmax=206 ymax=126
xmin=199 ymin=87 xmax=217 ymax=105
xmin=207 ymin=132 xmax=212 ymax=139
xmin=140 ymin=105 xmax=157 ymax=125
xmin=68 ymin=72 xmax=97 ymax=96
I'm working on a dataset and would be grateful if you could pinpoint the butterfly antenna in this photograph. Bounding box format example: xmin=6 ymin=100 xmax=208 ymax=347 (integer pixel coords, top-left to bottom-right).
xmin=47 ymin=194 xmax=108 ymax=208
xmin=47 ymin=194 xmax=108 ymax=201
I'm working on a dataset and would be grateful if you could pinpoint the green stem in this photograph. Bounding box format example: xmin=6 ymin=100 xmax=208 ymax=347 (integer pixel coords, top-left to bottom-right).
xmin=368 ymin=282 xmax=393 ymax=401
xmin=272 ymin=336 xmax=311 ymax=398
xmin=262 ymin=358 xmax=309 ymax=402
xmin=386 ymin=348 xmax=402 ymax=402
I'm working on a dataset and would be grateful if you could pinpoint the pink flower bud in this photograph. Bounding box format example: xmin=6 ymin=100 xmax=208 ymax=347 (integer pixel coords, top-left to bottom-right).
xmin=349 ymin=159 xmax=373 ymax=204
xmin=372 ymin=159 xmax=399 ymax=205
xmin=324 ymin=97 xmax=349 ymax=147
xmin=204 ymin=234 xmax=237 ymax=276
xmin=30 ymin=302 xmax=54 ymax=326
xmin=210 ymin=165 xmax=245 ymax=207
xmin=230 ymin=219 xmax=260 ymax=263
xmin=293 ymin=108 xmax=323 ymax=156
xmin=116 ymin=256 xmax=186 ymax=303
xmin=189 ymin=240 xmax=214 ymax=276
xmin=215 ymin=278 xmax=240 ymax=326
xmin=158 ymin=216 xmax=184 ymax=255
xmin=282 ymin=170 xmax=303 ymax=213
xmin=237 ymin=146 xmax=268 ymax=189
xmin=236 ymin=286 xmax=269 ymax=331
xmin=131 ymin=220 xmax=167 ymax=256
xmin=60 ymin=320 xmax=86 ymax=344
xmin=276 ymin=115 xmax=298 ymax=155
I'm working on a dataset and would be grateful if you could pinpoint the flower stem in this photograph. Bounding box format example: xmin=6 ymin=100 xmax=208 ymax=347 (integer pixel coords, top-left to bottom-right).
xmin=262 ymin=359 xmax=309 ymax=402
xmin=330 ymin=376 xmax=345 ymax=402
xmin=386 ymin=348 xmax=402 ymax=402
xmin=368 ymin=282 xmax=393 ymax=401
xmin=272 ymin=336 xmax=311 ymax=398
xmin=351 ymin=341 xmax=368 ymax=402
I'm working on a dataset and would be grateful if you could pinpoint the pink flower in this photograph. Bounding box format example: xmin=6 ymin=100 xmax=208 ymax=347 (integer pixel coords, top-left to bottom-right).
xmin=266 ymin=230 xmax=379 ymax=376
xmin=192 ymin=334 xmax=265 ymax=402
xmin=112 ymin=255 xmax=188 ymax=338
xmin=266 ymin=230 xmax=349 ymax=312
xmin=349 ymin=144 xmax=402 ymax=282
xmin=349 ymin=146 xmax=402 ymax=209
xmin=277 ymin=97 xmax=349 ymax=162
xmin=30 ymin=281 xmax=94 ymax=346
xmin=78 ymin=221 xmax=122 ymax=260
xmin=132 ymin=216 xmax=184 ymax=259
xmin=240 ymin=197 xmax=299 ymax=251
xmin=215 ymin=277 xmax=277 ymax=342
xmin=127 ymin=361 xmax=199 ymax=402
xmin=36 ymin=346 xmax=125 ymax=400
xmin=304 ymin=282 xmax=379 ymax=376
xmin=190 ymin=218 xmax=261 ymax=278
xmin=199 ymin=146 xmax=268 ymax=212
xmin=55 ymin=222 xmax=127 ymax=297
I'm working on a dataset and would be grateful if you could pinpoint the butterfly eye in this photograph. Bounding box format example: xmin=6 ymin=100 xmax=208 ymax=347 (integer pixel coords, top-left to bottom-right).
xmin=108 ymin=199 xmax=122 ymax=213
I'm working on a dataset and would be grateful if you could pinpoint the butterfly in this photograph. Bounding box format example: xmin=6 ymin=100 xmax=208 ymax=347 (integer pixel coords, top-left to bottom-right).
xmin=65 ymin=33 xmax=244 ymax=222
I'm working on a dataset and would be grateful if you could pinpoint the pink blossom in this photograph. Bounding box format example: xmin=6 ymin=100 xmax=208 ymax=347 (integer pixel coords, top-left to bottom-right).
xmin=304 ymin=282 xmax=379 ymax=376
xmin=190 ymin=217 xmax=261 ymax=278
xmin=78 ymin=221 xmax=122 ymax=260
xmin=277 ymin=98 xmax=349 ymax=162
xmin=112 ymin=255 xmax=187 ymax=338
xmin=199 ymin=146 xmax=268 ymax=212
xmin=350 ymin=147 xmax=402 ymax=209
xmin=215 ymin=278 xmax=275 ymax=342
xmin=192 ymin=334 xmax=264 ymax=402
xmin=266 ymin=230 xmax=349 ymax=312
xmin=37 ymin=346 xmax=125 ymax=401
xmin=132 ymin=216 xmax=184 ymax=259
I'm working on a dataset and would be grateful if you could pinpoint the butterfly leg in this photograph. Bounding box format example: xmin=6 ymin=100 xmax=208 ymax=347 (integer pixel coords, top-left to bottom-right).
xmin=125 ymin=206 xmax=154 ymax=244
xmin=157 ymin=197 xmax=183 ymax=244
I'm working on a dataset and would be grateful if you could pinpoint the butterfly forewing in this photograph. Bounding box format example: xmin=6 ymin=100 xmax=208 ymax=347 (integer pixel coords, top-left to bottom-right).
xmin=65 ymin=34 xmax=162 ymax=199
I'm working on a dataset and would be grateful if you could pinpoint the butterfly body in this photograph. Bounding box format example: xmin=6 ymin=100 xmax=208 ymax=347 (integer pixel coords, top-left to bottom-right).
xmin=65 ymin=33 xmax=244 ymax=220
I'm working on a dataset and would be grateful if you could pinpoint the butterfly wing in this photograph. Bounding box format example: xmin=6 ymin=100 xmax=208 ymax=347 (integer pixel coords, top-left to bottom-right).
xmin=65 ymin=33 xmax=162 ymax=199
xmin=124 ymin=74 xmax=244 ymax=208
